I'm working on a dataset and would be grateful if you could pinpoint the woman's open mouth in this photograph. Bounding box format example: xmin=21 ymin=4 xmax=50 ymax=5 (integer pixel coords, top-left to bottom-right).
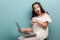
xmin=37 ymin=11 xmax=40 ymax=13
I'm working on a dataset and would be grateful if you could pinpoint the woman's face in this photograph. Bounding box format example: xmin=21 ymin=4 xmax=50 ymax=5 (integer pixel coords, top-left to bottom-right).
xmin=33 ymin=4 xmax=41 ymax=14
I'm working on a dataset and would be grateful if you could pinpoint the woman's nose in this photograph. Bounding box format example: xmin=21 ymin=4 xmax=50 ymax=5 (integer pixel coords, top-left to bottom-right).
xmin=36 ymin=8 xmax=39 ymax=11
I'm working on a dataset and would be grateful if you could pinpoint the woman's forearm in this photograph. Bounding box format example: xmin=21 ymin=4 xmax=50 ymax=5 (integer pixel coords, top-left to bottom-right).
xmin=37 ymin=21 xmax=48 ymax=29
xmin=21 ymin=28 xmax=33 ymax=32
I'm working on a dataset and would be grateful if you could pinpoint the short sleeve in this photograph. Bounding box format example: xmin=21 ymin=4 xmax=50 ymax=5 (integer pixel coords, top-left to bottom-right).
xmin=44 ymin=14 xmax=52 ymax=23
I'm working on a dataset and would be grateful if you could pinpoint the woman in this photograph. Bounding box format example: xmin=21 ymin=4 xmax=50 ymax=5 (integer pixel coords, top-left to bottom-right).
xmin=18 ymin=2 xmax=52 ymax=40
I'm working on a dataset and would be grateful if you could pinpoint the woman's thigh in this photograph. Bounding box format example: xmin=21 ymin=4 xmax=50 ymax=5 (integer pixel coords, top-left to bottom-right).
xmin=17 ymin=35 xmax=45 ymax=40
xmin=18 ymin=36 xmax=37 ymax=40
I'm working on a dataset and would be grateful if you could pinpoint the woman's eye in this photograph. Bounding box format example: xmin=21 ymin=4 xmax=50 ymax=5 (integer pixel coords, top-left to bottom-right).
xmin=34 ymin=7 xmax=36 ymax=9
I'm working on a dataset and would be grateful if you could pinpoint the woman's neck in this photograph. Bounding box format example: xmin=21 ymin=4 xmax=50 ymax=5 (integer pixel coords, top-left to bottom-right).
xmin=37 ymin=13 xmax=44 ymax=17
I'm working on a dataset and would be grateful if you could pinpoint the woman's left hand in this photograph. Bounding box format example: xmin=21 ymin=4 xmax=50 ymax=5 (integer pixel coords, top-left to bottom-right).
xmin=31 ymin=19 xmax=39 ymax=24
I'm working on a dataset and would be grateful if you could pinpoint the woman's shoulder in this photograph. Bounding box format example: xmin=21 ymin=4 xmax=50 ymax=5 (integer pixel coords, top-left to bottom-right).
xmin=42 ymin=12 xmax=49 ymax=17
xmin=32 ymin=16 xmax=38 ymax=20
xmin=32 ymin=17 xmax=37 ymax=19
xmin=32 ymin=17 xmax=35 ymax=19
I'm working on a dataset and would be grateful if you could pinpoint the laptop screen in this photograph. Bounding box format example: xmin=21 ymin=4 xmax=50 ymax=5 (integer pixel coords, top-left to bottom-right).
xmin=15 ymin=21 xmax=23 ymax=33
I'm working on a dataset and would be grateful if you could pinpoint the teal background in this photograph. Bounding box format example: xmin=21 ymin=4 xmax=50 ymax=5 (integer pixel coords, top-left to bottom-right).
xmin=0 ymin=0 xmax=60 ymax=40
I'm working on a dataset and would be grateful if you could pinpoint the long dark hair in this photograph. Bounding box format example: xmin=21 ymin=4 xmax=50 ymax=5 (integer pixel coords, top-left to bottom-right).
xmin=32 ymin=2 xmax=48 ymax=17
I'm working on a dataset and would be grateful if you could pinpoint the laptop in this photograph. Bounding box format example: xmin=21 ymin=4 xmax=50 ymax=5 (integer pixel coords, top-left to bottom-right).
xmin=15 ymin=21 xmax=36 ymax=38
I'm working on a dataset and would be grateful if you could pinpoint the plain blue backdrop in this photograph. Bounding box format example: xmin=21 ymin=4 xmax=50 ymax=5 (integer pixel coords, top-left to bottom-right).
xmin=0 ymin=0 xmax=60 ymax=40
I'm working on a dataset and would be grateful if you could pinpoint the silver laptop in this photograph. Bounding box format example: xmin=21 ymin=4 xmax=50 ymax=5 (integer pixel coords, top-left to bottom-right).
xmin=15 ymin=21 xmax=36 ymax=38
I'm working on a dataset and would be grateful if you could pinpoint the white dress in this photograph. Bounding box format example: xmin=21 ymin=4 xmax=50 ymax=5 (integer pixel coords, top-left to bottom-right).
xmin=17 ymin=13 xmax=52 ymax=40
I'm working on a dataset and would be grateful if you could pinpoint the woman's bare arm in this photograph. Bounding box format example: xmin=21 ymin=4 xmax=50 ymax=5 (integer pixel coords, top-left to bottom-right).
xmin=21 ymin=27 xmax=33 ymax=32
xmin=37 ymin=21 xmax=48 ymax=29
xmin=18 ymin=27 xmax=33 ymax=33
xmin=32 ymin=19 xmax=48 ymax=29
